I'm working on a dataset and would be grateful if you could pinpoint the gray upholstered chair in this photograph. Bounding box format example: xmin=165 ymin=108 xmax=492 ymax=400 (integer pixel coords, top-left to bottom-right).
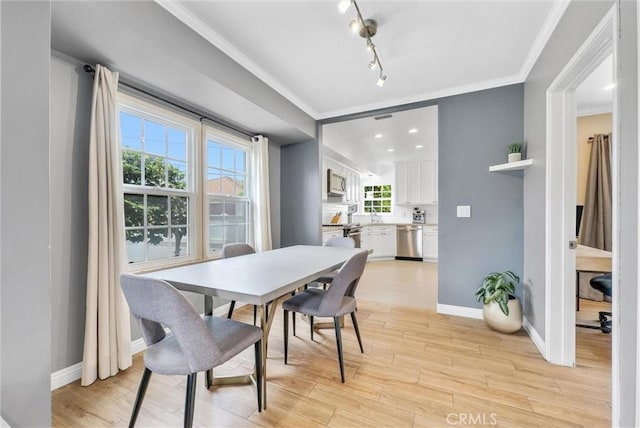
xmin=222 ymin=243 xmax=257 ymax=324
xmin=316 ymin=236 xmax=356 ymax=286
xmin=120 ymin=274 xmax=263 ymax=428
xmin=282 ymin=250 xmax=368 ymax=383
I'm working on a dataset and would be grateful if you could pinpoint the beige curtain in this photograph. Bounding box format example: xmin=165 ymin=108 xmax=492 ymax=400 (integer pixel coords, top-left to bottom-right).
xmin=251 ymin=135 xmax=273 ymax=251
xmin=580 ymin=133 xmax=612 ymax=251
xmin=81 ymin=64 xmax=132 ymax=386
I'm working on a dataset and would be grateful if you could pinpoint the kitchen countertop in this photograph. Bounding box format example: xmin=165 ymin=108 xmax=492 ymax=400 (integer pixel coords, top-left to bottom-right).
xmin=323 ymin=223 xmax=437 ymax=232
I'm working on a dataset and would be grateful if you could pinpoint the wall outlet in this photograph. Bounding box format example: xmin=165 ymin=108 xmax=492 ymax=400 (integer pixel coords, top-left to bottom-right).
xmin=456 ymin=205 xmax=471 ymax=218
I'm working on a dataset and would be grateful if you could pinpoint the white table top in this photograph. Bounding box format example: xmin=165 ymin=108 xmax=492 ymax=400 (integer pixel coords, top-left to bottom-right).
xmin=141 ymin=245 xmax=366 ymax=305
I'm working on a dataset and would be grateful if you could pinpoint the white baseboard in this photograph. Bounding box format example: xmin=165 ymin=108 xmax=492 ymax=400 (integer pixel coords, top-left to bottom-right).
xmin=51 ymin=302 xmax=239 ymax=390
xmin=436 ymin=303 xmax=483 ymax=320
xmin=522 ymin=316 xmax=546 ymax=359
xmin=50 ymin=362 xmax=83 ymax=390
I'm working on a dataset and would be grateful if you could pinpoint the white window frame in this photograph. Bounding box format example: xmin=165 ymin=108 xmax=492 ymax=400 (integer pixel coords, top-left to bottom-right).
xmin=118 ymin=92 xmax=201 ymax=271
xmin=203 ymin=127 xmax=253 ymax=258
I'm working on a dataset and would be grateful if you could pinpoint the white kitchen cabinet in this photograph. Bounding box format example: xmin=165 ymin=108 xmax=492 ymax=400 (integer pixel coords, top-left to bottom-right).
xmin=395 ymin=161 xmax=438 ymax=205
xmin=322 ymin=229 xmax=344 ymax=245
xmin=422 ymin=226 xmax=438 ymax=261
xmin=361 ymin=225 xmax=396 ymax=259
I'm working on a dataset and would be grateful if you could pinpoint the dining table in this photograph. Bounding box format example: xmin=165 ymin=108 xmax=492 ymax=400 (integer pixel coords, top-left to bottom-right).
xmin=140 ymin=244 xmax=367 ymax=410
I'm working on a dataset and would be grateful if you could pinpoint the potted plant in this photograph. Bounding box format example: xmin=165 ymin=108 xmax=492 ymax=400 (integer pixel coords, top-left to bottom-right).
xmin=507 ymin=143 xmax=522 ymax=163
xmin=475 ymin=271 xmax=522 ymax=333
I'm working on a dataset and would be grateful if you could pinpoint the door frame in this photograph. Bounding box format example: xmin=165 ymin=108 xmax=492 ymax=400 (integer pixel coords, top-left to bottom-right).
xmin=544 ymin=5 xmax=617 ymax=366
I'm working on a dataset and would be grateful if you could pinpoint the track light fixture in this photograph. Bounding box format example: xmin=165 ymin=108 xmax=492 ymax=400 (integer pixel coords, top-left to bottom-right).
xmin=339 ymin=0 xmax=387 ymax=87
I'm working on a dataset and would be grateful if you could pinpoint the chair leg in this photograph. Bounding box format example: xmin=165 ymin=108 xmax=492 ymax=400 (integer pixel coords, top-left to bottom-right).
xmin=310 ymin=316 xmax=314 ymax=341
xmin=253 ymin=305 xmax=257 ymax=326
xmin=184 ymin=373 xmax=197 ymax=428
xmin=292 ymin=311 xmax=296 ymax=336
xmin=350 ymin=311 xmax=364 ymax=353
xmin=129 ymin=367 xmax=152 ymax=428
xmin=334 ymin=317 xmax=345 ymax=383
xmin=254 ymin=340 xmax=263 ymax=412
xmin=227 ymin=300 xmax=236 ymax=319
xmin=283 ymin=310 xmax=289 ymax=365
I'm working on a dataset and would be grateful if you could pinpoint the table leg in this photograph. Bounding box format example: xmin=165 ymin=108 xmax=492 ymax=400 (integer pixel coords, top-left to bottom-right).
xmin=204 ymin=296 xmax=213 ymax=389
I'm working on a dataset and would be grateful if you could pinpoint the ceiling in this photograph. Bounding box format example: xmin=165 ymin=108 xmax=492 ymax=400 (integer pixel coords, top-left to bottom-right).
xmin=323 ymin=105 xmax=438 ymax=175
xmin=159 ymin=0 xmax=568 ymax=119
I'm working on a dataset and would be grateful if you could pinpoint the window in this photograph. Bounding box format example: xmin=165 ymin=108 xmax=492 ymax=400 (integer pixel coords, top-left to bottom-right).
xmin=119 ymin=94 xmax=254 ymax=268
xmin=206 ymin=137 xmax=250 ymax=255
xmin=363 ymin=185 xmax=392 ymax=213
xmin=120 ymin=103 xmax=196 ymax=266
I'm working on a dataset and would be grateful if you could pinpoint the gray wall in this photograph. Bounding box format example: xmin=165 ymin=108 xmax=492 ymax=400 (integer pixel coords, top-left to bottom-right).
xmin=523 ymin=0 xmax=613 ymax=338
xmin=50 ymin=52 xmax=92 ymax=372
xmin=269 ymin=141 xmax=282 ymax=249
xmin=280 ymin=140 xmax=322 ymax=247
xmin=1 ymin=1 xmax=52 ymax=426
xmin=438 ymin=84 xmax=524 ymax=308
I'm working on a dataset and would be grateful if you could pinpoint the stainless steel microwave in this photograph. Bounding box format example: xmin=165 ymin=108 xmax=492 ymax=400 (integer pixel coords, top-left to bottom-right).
xmin=327 ymin=169 xmax=346 ymax=196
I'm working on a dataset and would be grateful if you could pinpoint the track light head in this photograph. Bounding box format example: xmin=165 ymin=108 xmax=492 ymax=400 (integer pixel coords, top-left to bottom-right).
xmin=377 ymin=74 xmax=387 ymax=87
xmin=368 ymin=60 xmax=378 ymax=70
xmin=349 ymin=19 xmax=360 ymax=33
xmin=366 ymin=40 xmax=375 ymax=52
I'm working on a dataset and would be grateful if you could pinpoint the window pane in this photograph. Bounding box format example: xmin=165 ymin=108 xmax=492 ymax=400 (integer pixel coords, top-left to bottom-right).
xmin=122 ymin=150 xmax=142 ymax=185
xmin=234 ymin=174 xmax=246 ymax=196
xmin=220 ymin=174 xmax=235 ymax=195
xmin=167 ymin=160 xmax=187 ymax=190
xmin=208 ymin=199 xmax=248 ymax=253
xmin=147 ymin=195 xmax=168 ymax=226
xmin=120 ymin=113 xmax=141 ymax=140
xmin=144 ymin=120 xmax=165 ymax=156
xmin=207 ymin=141 xmax=221 ymax=168
xmin=170 ymin=196 xmax=188 ymax=226
xmin=144 ymin=155 xmax=166 ymax=187
xmin=147 ymin=227 xmax=170 ymax=260
xmin=124 ymin=194 xmax=144 ymax=227
xmin=236 ymin=151 xmax=245 ymax=171
xmin=167 ymin=129 xmax=186 ymax=160
xmin=125 ymin=229 xmax=145 ymax=263
xmin=170 ymin=227 xmax=189 ymax=257
xmin=222 ymin=147 xmax=234 ymax=170
xmin=207 ymin=170 xmax=221 ymax=194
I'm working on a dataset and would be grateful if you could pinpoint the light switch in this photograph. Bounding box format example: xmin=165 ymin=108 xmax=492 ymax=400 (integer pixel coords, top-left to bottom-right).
xmin=457 ymin=205 xmax=471 ymax=218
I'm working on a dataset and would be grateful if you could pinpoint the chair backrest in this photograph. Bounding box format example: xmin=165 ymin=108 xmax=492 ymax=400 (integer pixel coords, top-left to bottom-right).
xmin=222 ymin=243 xmax=256 ymax=258
xmin=120 ymin=274 xmax=222 ymax=372
xmin=325 ymin=236 xmax=356 ymax=248
xmin=318 ymin=250 xmax=368 ymax=314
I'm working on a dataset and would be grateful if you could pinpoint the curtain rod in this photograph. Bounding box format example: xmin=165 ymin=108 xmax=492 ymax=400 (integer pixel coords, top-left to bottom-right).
xmin=83 ymin=65 xmax=254 ymax=139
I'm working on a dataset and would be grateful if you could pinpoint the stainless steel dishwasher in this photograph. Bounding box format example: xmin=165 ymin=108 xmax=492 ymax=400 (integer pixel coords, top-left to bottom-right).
xmin=396 ymin=224 xmax=423 ymax=261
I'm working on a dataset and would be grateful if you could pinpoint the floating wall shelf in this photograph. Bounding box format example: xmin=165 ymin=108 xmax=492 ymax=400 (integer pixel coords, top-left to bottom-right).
xmin=489 ymin=159 xmax=533 ymax=172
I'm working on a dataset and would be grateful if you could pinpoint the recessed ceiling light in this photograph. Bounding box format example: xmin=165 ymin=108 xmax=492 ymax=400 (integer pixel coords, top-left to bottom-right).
xmin=374 ymin=133 xmax=383 ymax=138
xmin=408 ymin=128 xmax=418 ymax=134
xmin=387 ymin=148 xmax=394 ymax=152
xmin=604 ymin=83 xmax=616 ymax=90
xmin=415 ymin=145 xmax=423 ymax=149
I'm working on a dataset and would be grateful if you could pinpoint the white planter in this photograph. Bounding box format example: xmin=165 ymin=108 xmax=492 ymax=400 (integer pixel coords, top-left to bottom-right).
xmin=508 ymin=153 xmax=522 ymax=163
xmin=482 ymin=297 xmax=522 ymax=333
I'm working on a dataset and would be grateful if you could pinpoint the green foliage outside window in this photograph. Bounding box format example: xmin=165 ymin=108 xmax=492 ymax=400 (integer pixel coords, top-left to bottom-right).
xmin=363 ymin=184 xmax=392 ymax=213
xmin=123 ymin=149 xmax=188 ymax=257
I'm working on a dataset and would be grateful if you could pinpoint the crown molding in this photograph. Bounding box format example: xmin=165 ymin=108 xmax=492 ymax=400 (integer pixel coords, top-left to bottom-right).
xmin=154 ymin=0 xmax=319 ymax=118
xmin=519 ymin=0 xmax=571 ymax=80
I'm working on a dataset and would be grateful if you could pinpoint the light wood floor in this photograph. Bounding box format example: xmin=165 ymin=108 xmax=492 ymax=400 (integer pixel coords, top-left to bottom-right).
xmin=52 ymin=262 xmax=611 ymax=427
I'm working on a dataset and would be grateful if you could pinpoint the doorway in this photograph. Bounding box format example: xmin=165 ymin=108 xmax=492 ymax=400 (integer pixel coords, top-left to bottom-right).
xmin=545 ymin=6 xmax=618 ymax=370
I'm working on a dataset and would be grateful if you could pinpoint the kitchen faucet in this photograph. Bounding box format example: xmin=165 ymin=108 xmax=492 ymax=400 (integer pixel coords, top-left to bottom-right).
xmin=370 ymin=208 xmax=378 ymax=223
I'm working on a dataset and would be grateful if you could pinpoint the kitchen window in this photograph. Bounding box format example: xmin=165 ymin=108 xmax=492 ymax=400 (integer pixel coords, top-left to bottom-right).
xmin=363 ymin=184 xmax=392 ymax=213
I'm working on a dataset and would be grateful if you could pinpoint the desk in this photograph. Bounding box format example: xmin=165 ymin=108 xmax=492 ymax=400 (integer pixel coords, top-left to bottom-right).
xmin=576 ymin=244 xmax=612 ymax=316
xmin=141 ymin=245 xmax=365 ymax=409
xmin=576 ymin=244 xmax=612 ymax=273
